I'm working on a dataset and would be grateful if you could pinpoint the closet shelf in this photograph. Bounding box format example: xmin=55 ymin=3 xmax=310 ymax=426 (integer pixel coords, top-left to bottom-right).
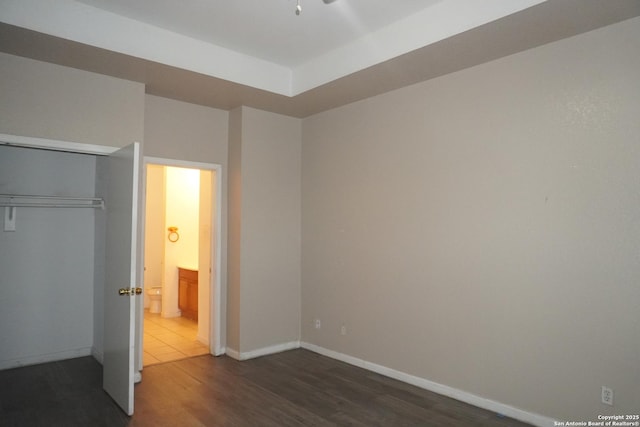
xmin=0 ymin=194 xmax=104 ymax=209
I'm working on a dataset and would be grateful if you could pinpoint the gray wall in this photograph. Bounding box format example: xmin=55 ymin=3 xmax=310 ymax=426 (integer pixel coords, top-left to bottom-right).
xmin=0 ymin=146 xmax=97 ymax=368
xmin=301 ymin=17 xmax=640 ymax=421
xmin=228 ymin=106 xmax=302 ymax=355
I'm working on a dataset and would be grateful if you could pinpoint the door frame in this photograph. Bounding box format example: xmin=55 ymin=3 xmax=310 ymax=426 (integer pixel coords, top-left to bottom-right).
xmin=141 ymin=156 xmax=224 ymax=361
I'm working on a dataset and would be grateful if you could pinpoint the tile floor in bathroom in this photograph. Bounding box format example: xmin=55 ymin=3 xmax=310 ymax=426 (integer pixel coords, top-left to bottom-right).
xmin=143 ymin=309 xmax=210 ymax=366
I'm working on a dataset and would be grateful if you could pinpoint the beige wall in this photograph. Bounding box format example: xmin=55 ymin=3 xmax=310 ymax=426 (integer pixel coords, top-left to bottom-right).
xmin=0 ymin=52 xmax=144 ymax=146
xmin=226 ymin=107 xmax=243 ymax=351
xmin=228 ymin=106 xmax=302 ymax=354
xmin=143 ymin=164 xmax=165 ymax=309
xmin=143 ymin=94 xmax=229 ymax=344
xmin=163 ymin=166 xmax=200 ymax=316
xmin=301 ymin=17 xmax=640 ymax=421
xmin=143 ymin=94 xmax=228 ymax=162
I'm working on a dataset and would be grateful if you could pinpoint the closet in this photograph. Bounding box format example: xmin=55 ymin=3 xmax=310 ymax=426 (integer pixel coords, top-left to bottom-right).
xmin=0 ymin=144 xmax=104 ymax=369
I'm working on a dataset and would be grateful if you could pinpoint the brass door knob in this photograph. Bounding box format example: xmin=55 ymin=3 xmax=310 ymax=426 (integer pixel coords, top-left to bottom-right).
xmin=118 ymin=287 xmax=143 ymax=296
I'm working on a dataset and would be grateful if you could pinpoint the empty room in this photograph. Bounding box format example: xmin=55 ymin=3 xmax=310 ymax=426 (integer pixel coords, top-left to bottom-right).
xmin=0 ymin=1 xmax=639 ymax=426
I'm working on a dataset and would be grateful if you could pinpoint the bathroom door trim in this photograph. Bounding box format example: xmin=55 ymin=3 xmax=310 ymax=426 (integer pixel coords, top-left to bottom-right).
xmin=141 ymin=156 xmax=224 ymax=361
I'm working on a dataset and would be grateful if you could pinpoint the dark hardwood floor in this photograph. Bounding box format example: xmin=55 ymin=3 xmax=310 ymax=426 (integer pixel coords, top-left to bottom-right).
xmin=0 ymin=349 xmax=532 ymax=426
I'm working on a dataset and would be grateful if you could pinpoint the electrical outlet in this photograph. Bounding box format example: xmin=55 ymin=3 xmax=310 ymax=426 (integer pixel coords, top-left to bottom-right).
xmin=601 ymin=386 xmax=613 ymax=406
xmin=314 ymin=319 xmax=321 ymax=329
xmin=340 ymin=325 xmax=347 ymax=335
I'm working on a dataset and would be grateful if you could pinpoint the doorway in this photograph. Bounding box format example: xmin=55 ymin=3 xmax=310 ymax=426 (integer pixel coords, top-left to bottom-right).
xmin=140 ymin=159 xmax=221 ymax=367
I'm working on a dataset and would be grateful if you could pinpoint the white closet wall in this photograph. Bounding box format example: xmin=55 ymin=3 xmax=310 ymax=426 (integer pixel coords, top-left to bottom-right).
xmin=0 ymin=145 xmax=97 ymax=368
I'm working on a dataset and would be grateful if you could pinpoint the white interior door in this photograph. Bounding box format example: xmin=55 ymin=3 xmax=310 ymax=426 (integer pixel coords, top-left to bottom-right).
xmin=103 ymin=142 xmax=140 ymax=415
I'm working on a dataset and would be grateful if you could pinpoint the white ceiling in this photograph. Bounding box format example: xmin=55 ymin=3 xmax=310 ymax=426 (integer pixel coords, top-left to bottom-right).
xmin=1 ymin=0 xmax=548 ymax=95
xmin=1 ymin=0 xmax=639 ymax=117
xmin=75 ymin=0 xmax=443 ymax=68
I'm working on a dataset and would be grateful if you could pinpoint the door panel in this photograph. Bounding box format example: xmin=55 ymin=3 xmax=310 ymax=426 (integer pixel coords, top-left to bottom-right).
xmin=103 ymin=142 xmax=140 ymax=415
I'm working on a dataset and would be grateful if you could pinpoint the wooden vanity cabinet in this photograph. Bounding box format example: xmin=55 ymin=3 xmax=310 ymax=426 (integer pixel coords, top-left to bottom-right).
xmin=178 ymin=267 xmax=198 ymax=321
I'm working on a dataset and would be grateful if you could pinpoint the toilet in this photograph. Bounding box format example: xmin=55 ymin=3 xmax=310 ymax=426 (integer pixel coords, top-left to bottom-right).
xmin=146 ymin=286 xmax=162 ymax=314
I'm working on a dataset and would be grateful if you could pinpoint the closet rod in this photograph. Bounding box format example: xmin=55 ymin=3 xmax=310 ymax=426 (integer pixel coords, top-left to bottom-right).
xmin=0 ymin=194 xmax=104 ymax=209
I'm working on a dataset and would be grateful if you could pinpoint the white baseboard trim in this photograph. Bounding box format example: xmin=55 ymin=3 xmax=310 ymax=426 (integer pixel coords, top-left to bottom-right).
xmin=0 ymin=347 xmax=93 ymax=371
xmin=301 ymin=342 xmax=556 ymax=427
xmin=241 ymin=341 xmax=300 ymax=360
xmin=225 ymin=341 xmax=301 ymax=361
xmin=214 ymin=346 xmax=226 ymax=357
xmin=91 ymin=347 xmax=104 ymax=364
xmin=161 ymin=310 xmax=182 ymax=318
xmin=225 ymin=347 xmax=240 ymax=360
xmin=196 ymin=334 xmax=209 ymax=347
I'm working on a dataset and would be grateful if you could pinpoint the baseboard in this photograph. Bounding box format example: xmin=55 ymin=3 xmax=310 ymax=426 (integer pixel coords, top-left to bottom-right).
xmin=225 ymin=341 xmax=301 ymax=361
xmin=196 ymin=333 xmax=210 ymax=347
xmin=0 ymin=347 xmax=93 ymax=371
xmin=241 ymin=341 xmax=300 ymax=360
xmin=91 ymin=347 xmax=104 ymax=364
xmin=214 ymin=346 xmax=226 ymax=357
xmin=300 ymin=342 xmax=556 ymax=427
xmin=225 ymin=347 xmax=240 ymax=360
xmin=161 ymin=309 xmax=182 ymax=318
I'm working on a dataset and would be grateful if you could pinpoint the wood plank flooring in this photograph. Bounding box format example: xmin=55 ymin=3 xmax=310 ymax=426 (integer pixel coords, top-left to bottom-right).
xmin=0 ymin=349 xmax=532 ymax=426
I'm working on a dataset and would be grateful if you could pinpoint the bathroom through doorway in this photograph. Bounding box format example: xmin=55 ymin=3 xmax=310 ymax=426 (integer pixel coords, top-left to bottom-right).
xmin=141 ymin=160 xmax=220 ymax=366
